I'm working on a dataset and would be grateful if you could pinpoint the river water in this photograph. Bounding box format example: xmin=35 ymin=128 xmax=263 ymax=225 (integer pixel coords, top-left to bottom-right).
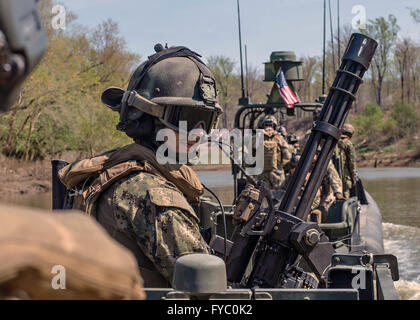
xmin=197 ymin=167 xmax=420 ymax=300
xmin=2 ymin=167 xmax=419 ymax=299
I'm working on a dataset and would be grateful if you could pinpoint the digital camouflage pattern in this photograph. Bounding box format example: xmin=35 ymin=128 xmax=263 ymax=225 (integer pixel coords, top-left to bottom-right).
xmin=257 ymin=169 xmax=286 ymax=190
xmin=312 ymin=161 xmax=343 ymax=222
xmin=289 ymin=142 xmax=300 ymax=157
xmin=275 ymin=133 xmax=292 ymax=167
xmin=338 ymin=136 xmax=356 ymax=198
xmin=280 ymin=160 xmax=341 ymax=223
xmin=322 ymin=160 xmax=343 ymax=199
xmin=99 ymin=170 xmax=209 ymax=285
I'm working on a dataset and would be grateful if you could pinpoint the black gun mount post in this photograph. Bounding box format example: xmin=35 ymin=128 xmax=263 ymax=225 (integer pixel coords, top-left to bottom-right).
xmin=226 ymin=33 xmax=377 ymax=288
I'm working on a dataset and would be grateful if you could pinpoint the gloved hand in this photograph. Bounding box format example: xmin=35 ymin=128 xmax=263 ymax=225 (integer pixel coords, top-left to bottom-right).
xmin=335 ymin=192 xmax=345 ymax=200
xmin=352 ymin=173 xmax=357 ymax=185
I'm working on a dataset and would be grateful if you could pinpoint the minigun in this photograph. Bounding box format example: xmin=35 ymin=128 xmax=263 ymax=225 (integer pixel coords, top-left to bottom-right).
xmin=226 ymin=33 xmax=378 ymax=288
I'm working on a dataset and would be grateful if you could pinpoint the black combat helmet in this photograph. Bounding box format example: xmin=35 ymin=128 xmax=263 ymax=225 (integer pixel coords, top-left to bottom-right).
xmin=342 ymin=123 xmax=355 ymax=138
xmin=101 ymin=45 xmax=223 ymax=137
xmin=262 ymin=114 xmax=278 ymax=130
xmin=287 ymin=133 xmax=299 ymax=145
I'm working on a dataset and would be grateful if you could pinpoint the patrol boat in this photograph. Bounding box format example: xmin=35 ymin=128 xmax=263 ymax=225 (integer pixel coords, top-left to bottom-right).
xmin=144 ymin=33 xmax=400 ymax=301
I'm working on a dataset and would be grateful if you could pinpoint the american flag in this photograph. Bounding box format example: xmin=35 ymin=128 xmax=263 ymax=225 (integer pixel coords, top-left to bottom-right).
xmin=275 ymin=68 xmax=299 ymax=108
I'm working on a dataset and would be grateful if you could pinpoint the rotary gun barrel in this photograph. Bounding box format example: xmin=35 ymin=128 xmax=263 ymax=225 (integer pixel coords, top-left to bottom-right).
xmin=280 ymin=33 xmax=377 ymax=220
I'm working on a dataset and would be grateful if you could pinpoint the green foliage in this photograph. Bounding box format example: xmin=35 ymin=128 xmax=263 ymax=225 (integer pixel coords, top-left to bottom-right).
xmin=390 ymin=102 xmax=419 ymax=137
xmin=383 ymin=146 xmax=395 ymax=153
xmin=354 ymin=103 xmax=385 ymax=141
xmin=358 ymin=147 xmax=374 ymax=154
xmin=365 ymin=15 xmax=400 ymax=106
xmin=0 ymin=3 xmax=418 ymax=162
xmin=354 ymin=101 xmax=419 ymax=152
xmin=206 ymin=55 xmax=236 ymax=128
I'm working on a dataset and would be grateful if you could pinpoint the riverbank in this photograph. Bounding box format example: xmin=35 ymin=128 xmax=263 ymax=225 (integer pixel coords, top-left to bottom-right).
xmin=0 ymin=155 xmax=51 ymax=198
xmin=0 ymin=155 xmax=233 ymax=198
xmin=1 ymin=151 xmax=419 ymax=199
xmin=357 ymin=148 xmax=420 ymax=167
xmin=284 ymin=116 xmax=420 ymax=168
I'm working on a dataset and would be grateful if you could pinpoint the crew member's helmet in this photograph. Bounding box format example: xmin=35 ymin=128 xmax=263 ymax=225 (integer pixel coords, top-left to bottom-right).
xmin=262 ymin=115 xmax=278 ymax=130
xmin=287 ymin=133 xmax=299 ymax=145
xmin=101 ymin=45 xmax=223 ymax=138
xmin=342 ymin=123 xmax=355 ymax=138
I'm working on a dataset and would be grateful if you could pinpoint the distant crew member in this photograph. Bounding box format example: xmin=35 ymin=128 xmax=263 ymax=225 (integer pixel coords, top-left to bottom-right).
xmin=311 ymin=161 xmax=344 ymax=224
xmin=257 ymin=115 xmax=292 ymax=190
xmin=287 ymin=133 xmax=300 ymax=155
xmin=338 ymin=123 xmax=357 ymax=198
xmin=282 ymin=151 xmax=343 ymax=224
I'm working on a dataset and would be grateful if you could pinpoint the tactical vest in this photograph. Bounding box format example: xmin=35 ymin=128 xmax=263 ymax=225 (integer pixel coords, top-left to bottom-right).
xmin=59 ymin=143 xmax=204 ymax=217
xmin=263 ymin=139 xmax=278 ymax=172
xmin=71 ymin=160 xmax=151 ymax=217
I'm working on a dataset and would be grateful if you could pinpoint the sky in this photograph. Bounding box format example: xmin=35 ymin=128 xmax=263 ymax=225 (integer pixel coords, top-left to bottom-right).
xmin=58 ymin=0 xmax=420 ymax=74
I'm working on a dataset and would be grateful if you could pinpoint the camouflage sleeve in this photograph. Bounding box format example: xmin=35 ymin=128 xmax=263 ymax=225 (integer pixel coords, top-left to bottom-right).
xmin=311 ymin=188 xmax=321 ymax=210
xmin=345 ymin=140 xmax=357 ymax=177
xmin=327 ymin=161 xmax=343 ymax=195
xmin=276 ymin=135 xmax=292 ymax=166
xmin=110 ymin=172 xmax=208 ymax=284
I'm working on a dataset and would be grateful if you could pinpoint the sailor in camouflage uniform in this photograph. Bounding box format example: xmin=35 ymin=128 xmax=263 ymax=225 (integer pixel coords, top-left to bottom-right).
xmin=338 ymin=124 xmax=357 ymax=198
xmin=293 ymin=131 xmax=344 ymax=223
xmin=310 ymin=160 xmax=344 ymax=223
xmin=281 ymin=154 xmax=342 ymax=224
xmin=59 ymin=46 xmax=223 ymax=287
xmin=257 ymin=115 xmax=292 ymax=190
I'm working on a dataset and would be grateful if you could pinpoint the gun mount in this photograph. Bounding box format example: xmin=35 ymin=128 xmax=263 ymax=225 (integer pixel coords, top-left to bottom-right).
xmin=141 ymin=33 xmax=399 ymax=301
xmin=226 ymin=33 xmax=379 ymax=289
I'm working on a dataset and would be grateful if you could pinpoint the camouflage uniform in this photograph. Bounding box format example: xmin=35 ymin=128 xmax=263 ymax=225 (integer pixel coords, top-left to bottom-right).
xmin=311 ymin=161 xmax=343 ymax=223
xmin=257 ymin=128 xmax=292 ymax=190
xmin=291 ymin=142 xmax=300 ymax=156
xmin=96 ymin=169 xmax=208 ymax=287
xmin=338 ymin=136 xmax=356 ymax=198
xmin=60 ymin=47 xmax=222 ymax=288
xmin=281 ymin=156 xmax=342 ymax=224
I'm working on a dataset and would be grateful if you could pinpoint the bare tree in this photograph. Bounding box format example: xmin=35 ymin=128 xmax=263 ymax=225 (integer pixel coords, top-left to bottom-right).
xmin=395 ymin=38 xmax=415 ymax=103
xmin=410 ymin=47 xmax=420 ymax=102
xmin=366 ymin=15 xmax=400 ymax=107
xmin=408 ymin=7 xmax=420 ymax=24
xmin=207 ymin=56 xmax=236 ymax=128
xmin=296 ymin=55 xmax=319 ymax=103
